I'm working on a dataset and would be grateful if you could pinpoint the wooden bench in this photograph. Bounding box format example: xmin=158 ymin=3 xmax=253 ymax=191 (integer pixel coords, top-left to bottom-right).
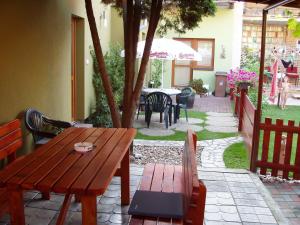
xmin=129 ymin=130 xmax=206 ymax=225
xmin=0 ymin=119 xmax=23 ymax=218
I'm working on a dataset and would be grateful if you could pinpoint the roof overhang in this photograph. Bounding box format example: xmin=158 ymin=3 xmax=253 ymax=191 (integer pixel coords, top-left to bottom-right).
xmin=234 ymin=0 xmax=300 ymax=8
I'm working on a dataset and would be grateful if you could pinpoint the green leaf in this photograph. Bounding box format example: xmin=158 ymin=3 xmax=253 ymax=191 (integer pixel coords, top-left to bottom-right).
xmin=293 ymin=23 xmax=300 ymax=38
xmin=287 ymin=18 xmax=298 ymax=31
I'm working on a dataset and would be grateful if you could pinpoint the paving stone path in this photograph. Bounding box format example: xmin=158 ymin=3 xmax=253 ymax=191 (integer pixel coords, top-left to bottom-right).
xmin=0 ymin=165 xmax=286 ymax=225
xmin=264 ymin=182 xmax=300 ymax=225
xmin=205 ymin=112 xmax=238 ymax=133
xmin=200 ymin=136 xmax=243 ymax=168
xmin=134 ymin=136 xmax=243 ymax=168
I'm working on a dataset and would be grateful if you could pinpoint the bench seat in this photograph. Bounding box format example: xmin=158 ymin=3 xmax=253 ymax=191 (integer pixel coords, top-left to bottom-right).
xmin=129 ymin=130 xmax=206 ymax=225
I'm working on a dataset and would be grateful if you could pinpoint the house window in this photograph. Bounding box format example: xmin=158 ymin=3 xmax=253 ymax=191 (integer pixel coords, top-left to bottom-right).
xmin=172 ymin=38 xmax=215 ymax=87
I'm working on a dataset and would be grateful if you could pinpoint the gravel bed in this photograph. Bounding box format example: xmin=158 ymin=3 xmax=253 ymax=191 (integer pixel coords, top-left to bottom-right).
xmin=132 ymin=145 xmax=204 ymax=166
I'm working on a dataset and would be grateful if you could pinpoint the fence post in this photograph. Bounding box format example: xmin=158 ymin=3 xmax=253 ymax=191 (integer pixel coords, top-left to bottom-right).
xmin=238 ymin=87 xmax=248 ymax=132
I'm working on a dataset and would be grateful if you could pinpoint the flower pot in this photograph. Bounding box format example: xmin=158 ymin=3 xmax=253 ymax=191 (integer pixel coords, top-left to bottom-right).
xmin=239 ymin=82 xmax=250 ymax=90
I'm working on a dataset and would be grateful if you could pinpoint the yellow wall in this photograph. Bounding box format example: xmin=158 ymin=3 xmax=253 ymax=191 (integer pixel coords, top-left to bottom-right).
xmin=0 ymin=0 xmax=114 ymax=153
xmin=158 ymin=3 xmax=244 ymax=91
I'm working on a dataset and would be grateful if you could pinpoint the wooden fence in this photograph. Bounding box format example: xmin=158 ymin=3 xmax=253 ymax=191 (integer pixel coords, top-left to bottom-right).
xmin=234 ymin=90 xmax=257 ymax=155
xmin=234 ymin=91 xmax=300 ymax=178
xmin=257 ymin=118 xmax=300 ymax=179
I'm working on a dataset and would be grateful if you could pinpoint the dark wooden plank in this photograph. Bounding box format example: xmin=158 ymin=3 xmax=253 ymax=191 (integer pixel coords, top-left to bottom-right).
xmin=52 ymin=129 xmax=117 ymax=193
xmin=162 ymin=165 xmax=174 ymax=193
xmin=259 ymin=123 xmax=300 ymax=133
xmin=271 ymin=119 xmax=284 ymax=177
xmin=87 ymin=129 xmax=136 ymax=195
xmin=0 ymin=140 xmax=22 ymax=161
xmin=21 ymin=128 xmax=96 ymax=189
xmin=283 ymin=120 xmax=295 ymax=179
xmin=0 ymin=128 xmax=22 ymax=150
xmin=70 ymin=129 xmax=127 ymax=194
xmin=5 ymin=128 xmax=84 ymax=188
xmin=55 ymin=193 xmax=72 ymax=225
xmin=256 ymin=161 xmax=300 ymax=173
xmin=81 ymin=195 xmax=97 ymax=225
xmin=0 ymin=120 xmax=20 ymax=138
xmin=260 ymin=118 xmax=272 ymax=175
xmin=0 ymin=127 xmax=76 ymax=187
xmin=150 ymin=164 xmax=164 ymax=192
xmin=159 ymin=165 xmax=175 ymax=224
xmin=8 ymin=189 xmax=25 ymax=225
xmin=294 ymin=126 xmax=300 ymax=179
xmin=140 ymin=163 xmax=155 ymax=191
xmin=37 ymin=129 xmax=105 ymax=192
xmin=244 ymin=95 xmax=256 ymax=123
xmin=173 ymin=166 xmax=183 ymax=193
xmin=121 ymin=147 xmax=130 ymax=205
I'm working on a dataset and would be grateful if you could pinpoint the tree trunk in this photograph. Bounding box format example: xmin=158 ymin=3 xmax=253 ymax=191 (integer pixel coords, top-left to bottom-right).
xmin=121 ymin=0 xmax=163 ymax=128
xmin=86 ymin=0 xmax=162 ymax=129
xmin=85 ymin=0 xmax=121 ymax=128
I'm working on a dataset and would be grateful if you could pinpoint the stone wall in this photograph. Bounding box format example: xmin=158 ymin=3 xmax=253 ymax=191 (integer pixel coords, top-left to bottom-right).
xmin=242 ymin=23 xmax=300 ymax=69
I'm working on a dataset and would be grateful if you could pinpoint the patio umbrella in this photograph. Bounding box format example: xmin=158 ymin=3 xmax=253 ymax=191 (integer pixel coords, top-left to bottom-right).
xmin=121 ymin=38 xmax=202 ymax=87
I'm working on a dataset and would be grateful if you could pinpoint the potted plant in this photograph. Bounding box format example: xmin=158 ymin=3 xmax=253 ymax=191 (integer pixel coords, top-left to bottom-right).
xmin=190 ymin=79 xmax=208 ymax=97
xmin=227 ymin=68 xmax=257 ymax=93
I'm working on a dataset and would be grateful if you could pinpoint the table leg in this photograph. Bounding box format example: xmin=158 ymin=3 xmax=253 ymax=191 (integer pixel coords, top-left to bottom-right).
xmin=121 ymin=148 xmax=130 ymax=205
xmin=81 ymin=195 xmax=97 ymax=225
xmin=9 ymin=188 xmax=25 ymax=225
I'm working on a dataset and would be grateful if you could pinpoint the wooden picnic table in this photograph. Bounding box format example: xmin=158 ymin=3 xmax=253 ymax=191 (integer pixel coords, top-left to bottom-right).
xmin=0 ymin=127 xmax=136 ymax=225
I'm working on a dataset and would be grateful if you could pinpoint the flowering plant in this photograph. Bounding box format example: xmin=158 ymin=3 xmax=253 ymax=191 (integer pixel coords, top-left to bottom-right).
xmin=227 ymin=68 xmax=257 ymax=89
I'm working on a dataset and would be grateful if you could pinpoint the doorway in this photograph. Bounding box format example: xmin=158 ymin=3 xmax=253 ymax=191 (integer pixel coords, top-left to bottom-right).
xmin=71 ymin=16 xmax=84 ymax=121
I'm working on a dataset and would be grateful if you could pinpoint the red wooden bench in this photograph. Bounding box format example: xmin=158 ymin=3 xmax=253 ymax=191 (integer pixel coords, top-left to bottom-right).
xmin=0 ymin=119 xmax=23 ymax=218
xmin=129 ymin=130 xmax=206 ymax=225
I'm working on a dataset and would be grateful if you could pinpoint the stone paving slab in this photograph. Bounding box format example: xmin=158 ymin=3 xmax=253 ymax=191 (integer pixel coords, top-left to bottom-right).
xmin=206 ymin=112 xmax=234 ymax=117
xmin=205 ymin=125 xmax=238 ymax=133
xmin=264 ymin=181 xmax=300 ymax=225
xmin=0 ymin=165 xmax=286 ymax=225
xmin=174 ymin=124 xmax=203 ymax=132
xmin=139 ymin=127 xmax=175 ymax=136
xmin=206 ymin=120 xmax=238 ymax=127
xmin=206 ymin=116 xmax=237 ymax=122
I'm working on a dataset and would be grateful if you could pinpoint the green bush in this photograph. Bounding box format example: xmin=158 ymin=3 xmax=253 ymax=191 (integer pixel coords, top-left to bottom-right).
xmin=247 ymin=87 xmax=269 ymax=113
xmin=240 ymin=47 xmax=260 ymax=75
xmin=149 ymin=60 xmax=162 ymax=88
xmin=85 ymin=43 xmax=124 ymax=127
xmin=190 ymin=79 xmax=207 ymax=95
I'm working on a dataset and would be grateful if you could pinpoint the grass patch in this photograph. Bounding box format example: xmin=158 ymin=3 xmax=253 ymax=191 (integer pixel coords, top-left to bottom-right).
xmin=262 ymin=105 xmax=300 ymax=124
xmin=223 ymin=142 xmax=249 ymax=169
xmin=135 ymin=110 xmax=238 ymax=141
xmin=259 ymin=105 xmax=300 ymax=163
xmin=135 ymin=129 xmax=238 ymax=141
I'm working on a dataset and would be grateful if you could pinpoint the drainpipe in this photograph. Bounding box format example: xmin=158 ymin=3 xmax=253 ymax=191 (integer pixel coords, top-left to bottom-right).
xmin=250 ymin=0 xmax=296 ymax=172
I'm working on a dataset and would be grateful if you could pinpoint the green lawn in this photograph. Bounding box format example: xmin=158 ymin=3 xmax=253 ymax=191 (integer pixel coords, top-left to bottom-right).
xmin=262 ymin=105 xmax=300 ymax=124
xmin=223 ymin=142 xmax=249 ymax=169
xmin=223 ymin=104 xmax=300 ymax=169
xmin=259 ymin=105 xmax=300 ymax=163
xmin=135 ymin=129 xmax=238 ymax=141
xmin=135 ymin=111 xmax=238 ymax=141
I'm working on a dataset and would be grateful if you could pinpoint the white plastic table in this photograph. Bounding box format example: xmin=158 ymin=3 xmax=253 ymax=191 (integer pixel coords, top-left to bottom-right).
xmin=142 ymin=88 xmax=181 ymax=96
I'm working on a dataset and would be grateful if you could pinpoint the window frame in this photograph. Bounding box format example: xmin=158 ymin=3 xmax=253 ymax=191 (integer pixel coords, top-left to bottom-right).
xmin=172 ymin=38 xmax=215 ymax=87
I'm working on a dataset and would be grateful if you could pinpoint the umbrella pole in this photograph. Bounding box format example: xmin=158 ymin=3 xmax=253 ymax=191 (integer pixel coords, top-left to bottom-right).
xmin=161 ymin=59 xmax=164 ymax=88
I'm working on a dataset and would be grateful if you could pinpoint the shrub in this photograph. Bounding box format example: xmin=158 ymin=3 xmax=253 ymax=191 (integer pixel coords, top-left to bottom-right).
xmin=240 ymin=47 xmax=260 ymax=75
xmin=190 ymin=79 xmax=207 ymax=95
xmin=248 ymin=87 xmax=269 ymax=113
xmin=150 ymin=60 xmax=162 ymax=88
xmin=85 ymin=43 xmax=124 ymax=127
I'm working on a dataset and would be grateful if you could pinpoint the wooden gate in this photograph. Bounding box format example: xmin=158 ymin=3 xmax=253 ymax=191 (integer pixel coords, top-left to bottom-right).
xmin=256 ymin=118 xmax=300 ymax=179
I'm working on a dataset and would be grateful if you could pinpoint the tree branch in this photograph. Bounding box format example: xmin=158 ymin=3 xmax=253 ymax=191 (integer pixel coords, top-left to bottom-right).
xmin=85 ymin=0 xmax=121 ymax=127
xmin=132 ymin=0 xmax=163 ymax=103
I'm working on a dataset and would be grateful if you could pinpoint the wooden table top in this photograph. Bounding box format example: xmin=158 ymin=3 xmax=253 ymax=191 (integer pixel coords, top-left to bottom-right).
xmin=0 ymin=127 xmax=136 ymax=196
